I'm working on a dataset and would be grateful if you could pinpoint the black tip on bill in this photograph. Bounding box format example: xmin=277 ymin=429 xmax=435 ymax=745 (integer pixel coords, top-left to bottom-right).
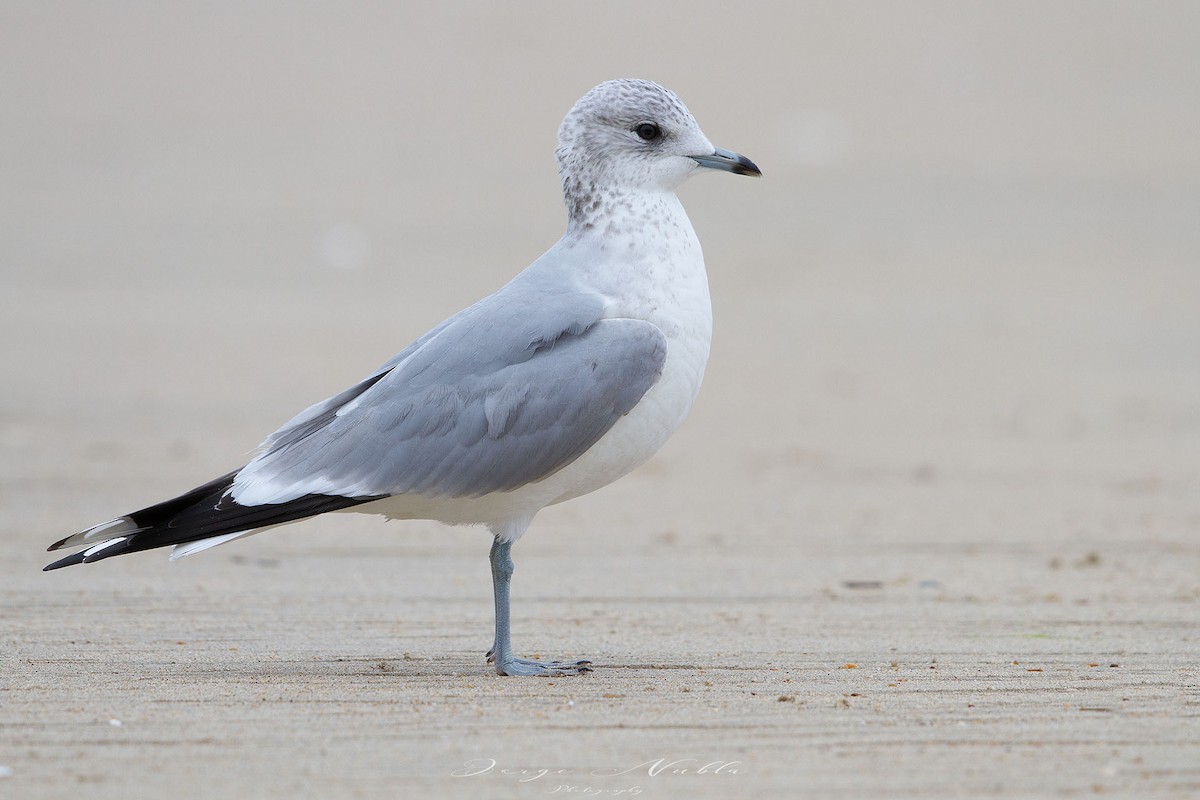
xmin=690 ymin=147 xmax=762 ymax=178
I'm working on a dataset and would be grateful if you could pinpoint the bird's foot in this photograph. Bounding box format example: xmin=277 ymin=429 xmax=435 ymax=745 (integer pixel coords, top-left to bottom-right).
xmin=487 ymin=648 xmax=592 ymax=676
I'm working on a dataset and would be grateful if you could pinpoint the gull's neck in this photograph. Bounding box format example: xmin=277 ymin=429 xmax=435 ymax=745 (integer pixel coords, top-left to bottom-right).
xmin=554 ymin=178 xmax=709 ymax=342
xmin=562 ymin=178 xmax=693 ymax=244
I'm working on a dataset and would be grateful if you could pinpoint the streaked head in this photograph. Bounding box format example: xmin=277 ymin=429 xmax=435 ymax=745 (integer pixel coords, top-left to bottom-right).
xmin=556 ymin=79 xmax=760 ymax=198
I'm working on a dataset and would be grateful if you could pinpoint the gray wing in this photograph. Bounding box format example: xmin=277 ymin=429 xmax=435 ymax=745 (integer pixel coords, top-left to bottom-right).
xmin=231 ymin=282 xmax=668 ymax=504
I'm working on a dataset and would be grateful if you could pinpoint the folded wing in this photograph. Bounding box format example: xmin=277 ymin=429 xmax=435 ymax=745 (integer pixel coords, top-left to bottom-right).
xmin=46 ymin=281 xmax=668 ymax=568
xmin=232 ymin=284 xmax=668 ymax=503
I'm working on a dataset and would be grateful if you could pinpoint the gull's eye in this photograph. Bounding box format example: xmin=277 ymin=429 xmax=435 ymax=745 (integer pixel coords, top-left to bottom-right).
xmin=634 ymin=122 xmax=662 ymax=141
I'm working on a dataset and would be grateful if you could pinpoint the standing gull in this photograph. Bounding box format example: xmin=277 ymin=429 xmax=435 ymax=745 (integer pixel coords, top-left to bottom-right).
xmin=45 ymin=79 xmax=761 ymax=676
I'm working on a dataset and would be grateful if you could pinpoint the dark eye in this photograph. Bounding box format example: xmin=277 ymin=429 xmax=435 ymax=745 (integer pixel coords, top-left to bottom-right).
xmin=634 ymin=122 xmax=662 ymax=141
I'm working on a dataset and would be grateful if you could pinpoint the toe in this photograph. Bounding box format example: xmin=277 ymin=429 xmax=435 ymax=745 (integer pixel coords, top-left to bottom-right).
xmin=496 ymin=657 xmax=593 ymax=677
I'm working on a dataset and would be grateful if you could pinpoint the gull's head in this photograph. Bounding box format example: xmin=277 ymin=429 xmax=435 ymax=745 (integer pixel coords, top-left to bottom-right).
xmin=556 ymin=79 xmax=761 ymax=202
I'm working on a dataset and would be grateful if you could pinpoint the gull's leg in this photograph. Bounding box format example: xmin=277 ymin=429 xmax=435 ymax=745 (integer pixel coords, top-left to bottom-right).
xmin=487 ymin=536 xmax=591 ymax=676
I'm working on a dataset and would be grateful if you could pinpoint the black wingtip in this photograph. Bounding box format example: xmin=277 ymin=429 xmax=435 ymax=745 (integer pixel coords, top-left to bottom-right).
xmin=47 ymin=535 xmax=71 ymax=552
xmin=43 ymin=551 xmax=89 ymax=571
xmin=81 ymin=539 xmax=134 ymax=564
xmin=41 ymin=470 xmax=383 ymax=572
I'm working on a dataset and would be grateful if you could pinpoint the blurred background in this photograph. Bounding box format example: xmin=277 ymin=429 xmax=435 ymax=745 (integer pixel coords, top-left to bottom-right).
xmin=2 ymin=1 xmax=1195 ymax=551
xmin=2 ymin=3 xmax=1198 ymax=797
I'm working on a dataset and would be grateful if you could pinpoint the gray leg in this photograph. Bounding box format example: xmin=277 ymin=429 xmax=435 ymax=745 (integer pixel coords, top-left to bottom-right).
xmin=487 ymin=537 xmax=591 ymax=676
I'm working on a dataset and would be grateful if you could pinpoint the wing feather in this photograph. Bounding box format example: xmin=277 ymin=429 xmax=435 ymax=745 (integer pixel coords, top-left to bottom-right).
xmin=231 ymin=284 xmax=667 ymax=504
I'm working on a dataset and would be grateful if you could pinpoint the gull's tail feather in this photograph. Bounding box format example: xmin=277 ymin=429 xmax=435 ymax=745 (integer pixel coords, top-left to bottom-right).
xmin=44 ymin=470 xmax=383 ymax=571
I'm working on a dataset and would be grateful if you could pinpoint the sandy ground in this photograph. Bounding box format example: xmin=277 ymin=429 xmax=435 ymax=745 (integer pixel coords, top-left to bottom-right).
xmin=2 ymin=3 xmax=1199 ymax=798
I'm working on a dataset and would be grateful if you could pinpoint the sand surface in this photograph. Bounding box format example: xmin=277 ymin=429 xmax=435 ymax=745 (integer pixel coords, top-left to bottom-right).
xmin=2 ymin=3 xmax=1198 ymax=798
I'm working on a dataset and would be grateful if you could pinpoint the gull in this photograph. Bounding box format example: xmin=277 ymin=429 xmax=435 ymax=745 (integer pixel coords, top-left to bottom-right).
xmin=44 ymin=79 xmax=761 ymax=676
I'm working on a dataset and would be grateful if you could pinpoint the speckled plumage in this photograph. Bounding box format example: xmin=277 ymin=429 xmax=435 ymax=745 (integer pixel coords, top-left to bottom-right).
xmin=557 ymin=79 xmax=702 ymax=230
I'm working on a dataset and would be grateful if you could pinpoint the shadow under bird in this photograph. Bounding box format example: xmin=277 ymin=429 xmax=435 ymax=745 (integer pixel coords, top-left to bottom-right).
xmin=45 ymin=79 xmax=761 ymax=676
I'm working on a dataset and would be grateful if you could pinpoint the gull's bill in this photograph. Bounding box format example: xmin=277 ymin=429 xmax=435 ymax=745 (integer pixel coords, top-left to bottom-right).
xmin=691 ymin=146 xmax=762 ymax=177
